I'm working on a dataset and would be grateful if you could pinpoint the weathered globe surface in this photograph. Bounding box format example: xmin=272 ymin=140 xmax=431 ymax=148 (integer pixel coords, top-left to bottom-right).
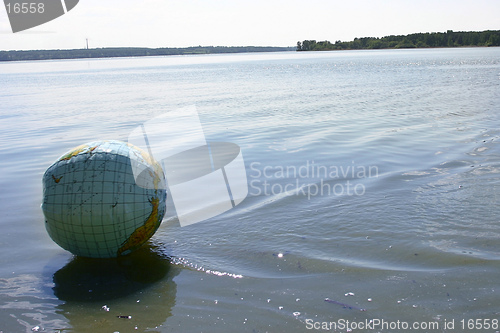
xmin=41 ymin=140 xmax=166 ymax=258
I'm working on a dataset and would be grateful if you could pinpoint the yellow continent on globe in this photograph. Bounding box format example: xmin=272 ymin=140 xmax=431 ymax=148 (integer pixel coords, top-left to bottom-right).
xmin=117 ymin=196 xmax=161 ymax=256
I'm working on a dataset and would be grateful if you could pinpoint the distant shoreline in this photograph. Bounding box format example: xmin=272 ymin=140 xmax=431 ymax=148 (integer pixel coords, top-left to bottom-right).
xmin=297 ymin=30 xmax=500 ymax=51
xmin=0 ymin=46 xmax=295 ymax=62
xmin=2 ymin=30 xmax=499 ymax=62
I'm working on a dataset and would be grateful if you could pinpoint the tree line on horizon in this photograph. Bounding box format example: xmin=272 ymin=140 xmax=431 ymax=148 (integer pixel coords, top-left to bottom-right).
xmin=297 ymin=30 xmax=500 ymax=51
xmin=0 ymin=46 xmax=294 ymax=62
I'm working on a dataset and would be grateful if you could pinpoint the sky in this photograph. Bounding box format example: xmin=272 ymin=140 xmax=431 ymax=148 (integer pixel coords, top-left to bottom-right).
xmin=0 ymin=0 xmax=499 ymax=51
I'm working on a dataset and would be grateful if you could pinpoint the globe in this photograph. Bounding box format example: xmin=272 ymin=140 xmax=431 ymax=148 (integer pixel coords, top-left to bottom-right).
xmin=41 ymin=140 xmax=167 ymax=258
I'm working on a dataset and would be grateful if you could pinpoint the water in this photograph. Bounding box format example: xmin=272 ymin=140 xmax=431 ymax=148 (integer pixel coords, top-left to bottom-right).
xmin=1 ymin=48 xmax=500 ymax=332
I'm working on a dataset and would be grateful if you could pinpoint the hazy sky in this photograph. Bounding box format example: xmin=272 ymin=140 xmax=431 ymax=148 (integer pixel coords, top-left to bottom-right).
xmin=1 ymin=0 xmax=499 ymax=50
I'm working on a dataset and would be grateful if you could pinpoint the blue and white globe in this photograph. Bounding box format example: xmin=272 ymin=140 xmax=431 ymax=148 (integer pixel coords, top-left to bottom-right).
xmin=41 ymin=140 xmax=166 ymax=258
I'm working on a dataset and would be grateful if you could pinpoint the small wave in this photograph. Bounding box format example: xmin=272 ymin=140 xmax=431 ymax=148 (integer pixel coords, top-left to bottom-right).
xmin=223 ymin=182 xmax=311 ymax=218
xmin=169 ymin=256 xmax=243 ymax=279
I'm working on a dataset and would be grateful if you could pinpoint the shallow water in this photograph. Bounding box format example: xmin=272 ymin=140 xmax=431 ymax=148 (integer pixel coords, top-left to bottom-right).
xmin=1 ymin=48 xmax=500 ymax=332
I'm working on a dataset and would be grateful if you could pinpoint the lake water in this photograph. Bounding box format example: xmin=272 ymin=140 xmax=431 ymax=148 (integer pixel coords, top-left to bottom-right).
xmin=1 ymin=47 xmax=500 ymax=332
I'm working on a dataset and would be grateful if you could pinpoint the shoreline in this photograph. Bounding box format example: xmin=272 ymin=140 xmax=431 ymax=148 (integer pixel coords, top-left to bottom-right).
xmin=1 ymin=45 xmax=497 ymax=63
xmin=297 ymin=30 xmax=500 ymax=52
xmin=0 ymin=46 xmax=295 ymax=62
xmin=2 ymin=29 xmax=499 ymax=62
xmin=298 ymin=44 xmax=499 ymax=52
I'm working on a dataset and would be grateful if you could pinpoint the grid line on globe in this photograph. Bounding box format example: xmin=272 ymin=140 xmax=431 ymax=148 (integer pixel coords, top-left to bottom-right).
xmin=42 ymin=140 xmax=167 ymax=258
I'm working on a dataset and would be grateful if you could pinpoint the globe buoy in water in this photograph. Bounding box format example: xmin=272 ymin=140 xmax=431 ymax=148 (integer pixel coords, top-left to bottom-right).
xmin=41 ymin=140 xmax=166 ymax=258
